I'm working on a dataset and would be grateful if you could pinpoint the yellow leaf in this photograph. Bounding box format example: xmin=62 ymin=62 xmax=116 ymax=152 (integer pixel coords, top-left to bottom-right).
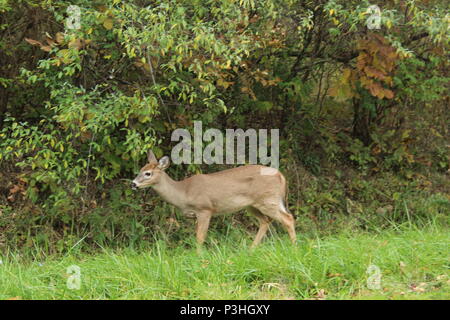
xmin=386 ymin=19 xmax=392 ymax=29
xmin=430 ymin=128 xmax=443 ymax=138
xmin=384 ymin=88 xmax=394 ymax=99
xmin=103 ymin=18 xmax=113 ymax=30
xmin=138 ymin=115 xmax=150 ymax=123
xmin=24 ymin=38 xmax=43 ymax=47
xmin=68 ymin=39 xmax=82 ymax=50
xmin=56 ymin=32 xmax=65 ymax=44
xmin=40 ymin=45 xmax=52 ymax=52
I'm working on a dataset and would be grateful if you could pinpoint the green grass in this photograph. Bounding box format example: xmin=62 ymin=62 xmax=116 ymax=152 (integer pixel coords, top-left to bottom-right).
xmin=0 ymin=224 xmax=449 ymax=300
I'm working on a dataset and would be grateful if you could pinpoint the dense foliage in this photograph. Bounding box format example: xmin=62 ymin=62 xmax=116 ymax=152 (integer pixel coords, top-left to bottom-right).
xmin=0 ymin=0 xmax=448 ymax=251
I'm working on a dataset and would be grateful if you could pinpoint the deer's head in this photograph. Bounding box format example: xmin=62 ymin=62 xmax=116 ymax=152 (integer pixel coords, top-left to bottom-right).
xmin=131 ymin=150 xmax=170 ymax=190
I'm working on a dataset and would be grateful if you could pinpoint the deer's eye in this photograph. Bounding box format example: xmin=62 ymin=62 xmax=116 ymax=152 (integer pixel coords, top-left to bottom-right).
xmin=145 ymin=172 xmax=152 ymax=177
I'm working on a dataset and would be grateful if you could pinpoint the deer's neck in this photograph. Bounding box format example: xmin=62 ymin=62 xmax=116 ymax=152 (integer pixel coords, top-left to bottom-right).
xmin=152 ymin=172 xmax=187 ymax=209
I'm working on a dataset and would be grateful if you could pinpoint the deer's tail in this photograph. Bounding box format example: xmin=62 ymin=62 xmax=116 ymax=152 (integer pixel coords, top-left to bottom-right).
xmin=279 ymin=172 xmax=296 ymax=219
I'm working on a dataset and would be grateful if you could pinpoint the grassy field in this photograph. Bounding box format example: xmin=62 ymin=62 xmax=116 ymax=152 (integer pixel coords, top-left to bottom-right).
xmin=0 ymin=223 xmax=448 ymax=300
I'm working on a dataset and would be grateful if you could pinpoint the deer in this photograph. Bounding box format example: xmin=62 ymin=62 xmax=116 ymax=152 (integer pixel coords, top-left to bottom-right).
xmin=131 ymin=150 xmax=296 ymax=249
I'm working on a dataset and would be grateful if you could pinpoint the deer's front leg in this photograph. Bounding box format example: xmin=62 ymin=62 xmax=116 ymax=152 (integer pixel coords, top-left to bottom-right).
xmin=195 ymin=211 xmax=212 ymax=251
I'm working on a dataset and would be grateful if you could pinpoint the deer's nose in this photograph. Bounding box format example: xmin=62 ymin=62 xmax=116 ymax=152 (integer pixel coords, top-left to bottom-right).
xmin=131 ymin=182 xmax=137 ymax=190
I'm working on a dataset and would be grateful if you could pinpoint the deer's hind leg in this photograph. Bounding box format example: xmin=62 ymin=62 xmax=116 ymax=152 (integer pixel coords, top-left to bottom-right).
xmin=255 ymin=200 xmax=296 ymax=245
xmin=247 ymin=206 xmax=271 ymax=248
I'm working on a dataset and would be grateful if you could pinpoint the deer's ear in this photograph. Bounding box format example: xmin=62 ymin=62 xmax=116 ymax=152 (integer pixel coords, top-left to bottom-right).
xmin=158 ymin=156 xmax=170 ymax=170
xmin=147 ymin=150 xmax=158 ymax=164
